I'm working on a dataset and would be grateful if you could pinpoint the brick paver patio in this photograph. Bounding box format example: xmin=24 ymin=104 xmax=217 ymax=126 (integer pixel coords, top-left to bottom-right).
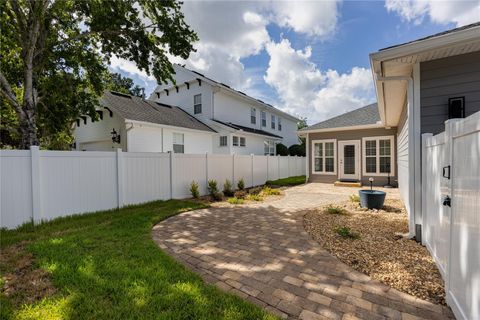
xmin=152 ymin=184 xmax=454 ymax=320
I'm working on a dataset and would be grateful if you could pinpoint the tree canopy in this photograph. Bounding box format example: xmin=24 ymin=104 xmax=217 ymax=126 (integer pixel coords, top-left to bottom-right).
xmin=0 ymin=0 xmax=198 ymax=149
xmin=107 ymin=73 xmax=145 ymax=98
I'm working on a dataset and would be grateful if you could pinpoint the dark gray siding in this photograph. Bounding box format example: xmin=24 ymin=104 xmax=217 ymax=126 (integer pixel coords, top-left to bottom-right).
xmin=307 ymin=127 xmax=398 ymax=186
xmin=420 ymin=51 xmax=480 ymax=134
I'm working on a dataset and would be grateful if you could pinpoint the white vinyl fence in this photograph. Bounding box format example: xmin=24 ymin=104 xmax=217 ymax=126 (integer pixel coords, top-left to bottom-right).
xmin=422 ymin=111 xmax=480 ymax=320
xmin=0 ymin=149 xmax=305 ymax=229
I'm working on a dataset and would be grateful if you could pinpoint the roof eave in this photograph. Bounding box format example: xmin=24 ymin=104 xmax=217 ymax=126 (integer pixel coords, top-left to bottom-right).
xmin=124 ymin=119 xmax=217 ymax=134
xmin=298 ymin=123 xmax=385 ymax=135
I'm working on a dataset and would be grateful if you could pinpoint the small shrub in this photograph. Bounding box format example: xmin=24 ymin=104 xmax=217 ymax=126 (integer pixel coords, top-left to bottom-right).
xmin=223 ymin=179 xmax=234 ymax=197
xmin=237 ymin=178 xmax=245 ymax=190
xmin=246 ymin=194 xmax=263 ymax=201
xmin=326 ymin=205 xmax=348 ymax=215
xmin=276 ymin=143 xmax=289 ymax=156
xmin=227 ymin=197 xmax=244 ymax=205
xmin=212 ymin=191 xmax=224 ymax=201
xmin=207 ymin=179 xmax=218 ymax=196
xmin=349 ymin=194 xmax=360 ymax=203
xmin=335 ymin=226 xmax=359 ymax=239
xmin=190 ymin=181 xmax=200 ymax=199
xmin=234 ymin=190 xmax=247 ymax=199
xmin=288 ymin=144 xmax=306 ymax=157
xmin=261 ymin=186 xmax=281 ymax=196
xmin=248 ymin=187 xmax=262 ymax=195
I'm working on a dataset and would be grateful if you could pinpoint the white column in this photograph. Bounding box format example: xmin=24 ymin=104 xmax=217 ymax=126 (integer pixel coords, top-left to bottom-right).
xmin=30 ymin=146 xmax=41 ymax=223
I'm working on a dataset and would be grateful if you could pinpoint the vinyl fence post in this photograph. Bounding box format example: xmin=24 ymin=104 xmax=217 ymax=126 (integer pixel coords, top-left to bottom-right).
xmin=266 ymin=154 xmax=269 ymax=181
xmin=251 ymin=154 xmax=254 ymax=187
xmin=116 ymin=148 xmax=124 ymax=208
xmin=421 ymin=133 xmax=432 ymax=247
xmin=30 ymin=146 xmax=41 ymax=224
xmin=205 ymin=152 xmax=209 ymax=192
xmin=278 ymin=155 xmax=280 ymax=179
xmin=169 ymin=151 xmax=174 ymax=199
xmin=232 ymin=153 xmax=235 ymax=185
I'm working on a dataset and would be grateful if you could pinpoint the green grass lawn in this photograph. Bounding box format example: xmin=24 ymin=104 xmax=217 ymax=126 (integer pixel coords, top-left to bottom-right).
xmin=0 ymin=200 xmax=277 ymax=320
xmin=265 ymin=175 xmax=306 ymax=186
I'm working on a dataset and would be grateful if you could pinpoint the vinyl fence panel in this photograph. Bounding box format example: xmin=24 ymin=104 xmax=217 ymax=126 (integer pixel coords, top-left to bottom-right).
xmin=0 ymin=149 xmax=305 ymax=229
xmin=0 ymin=150 xmax=33 ymax=228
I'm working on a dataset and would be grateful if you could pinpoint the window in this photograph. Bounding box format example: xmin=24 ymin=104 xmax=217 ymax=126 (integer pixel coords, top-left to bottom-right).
xmin=194 ymin=94 xmax=202 ymax=114
xmin=312 ymin=140 xmax=336 ymax=174
xmin=271 ymin=115 xmax=276 ymax=129
xmin=362 ymin=136 xmax=394 ymax=176
xmin=219 ymin=136 xmax=228 ymax=147
xmin=233 ymin=136 xmax=245 ymax=147
xmin=173 ymin=133 xmax=184 ymax=153
xmin=251 ymin=108 xmax=256 ymax=124
xmin=264 ymin=140 xmax=275 ymax=155
xmin=278 ymin=117 xmax=282 ymax=131
xmin=261 ymin=111 xmax=266 ymax=127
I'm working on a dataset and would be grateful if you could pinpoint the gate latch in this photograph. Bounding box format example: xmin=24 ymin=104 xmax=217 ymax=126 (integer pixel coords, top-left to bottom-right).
xmin=442 ymin=165 xmax=451 ymax=179
xmin=443 ymin=195 xmax=451 ymax=207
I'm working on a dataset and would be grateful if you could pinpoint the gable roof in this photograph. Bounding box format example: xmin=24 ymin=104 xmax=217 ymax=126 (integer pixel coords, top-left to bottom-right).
xmin=102 ymin=91 xmax=215 ymax=133
xmin=300 ymin=103 xmax=381 ymax=132
xmin=162 ymin=65 xmax=300 ymax=122
xmin=211 ymin=119 xmax=283 ymax=139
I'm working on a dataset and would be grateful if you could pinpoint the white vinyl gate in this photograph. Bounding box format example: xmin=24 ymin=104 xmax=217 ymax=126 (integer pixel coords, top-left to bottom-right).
xmin=422 ymin=112 xmax=480 ymax=320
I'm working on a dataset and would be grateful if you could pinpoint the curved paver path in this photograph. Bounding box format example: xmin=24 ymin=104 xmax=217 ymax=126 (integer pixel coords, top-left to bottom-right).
xmin=152 ymin=184 xmax=453 ymax=320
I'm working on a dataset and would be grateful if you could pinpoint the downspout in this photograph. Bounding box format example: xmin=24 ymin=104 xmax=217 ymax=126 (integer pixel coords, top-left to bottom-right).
xmin=375 ymin=73 xmax=417 ymax=237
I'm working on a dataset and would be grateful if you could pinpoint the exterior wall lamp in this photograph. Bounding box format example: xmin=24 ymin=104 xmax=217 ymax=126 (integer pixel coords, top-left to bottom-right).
xmin=111 ymin=128 xmax=121 ymax=144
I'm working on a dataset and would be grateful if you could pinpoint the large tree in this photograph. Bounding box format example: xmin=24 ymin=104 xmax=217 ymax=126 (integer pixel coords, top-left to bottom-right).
xmin=107 ymin=73 xmax=145 ymax=97
xmin=0 ymin=0 xmax=197 ymax=149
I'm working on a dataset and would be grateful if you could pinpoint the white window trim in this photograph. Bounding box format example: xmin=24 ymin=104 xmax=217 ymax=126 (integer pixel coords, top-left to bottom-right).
xmin=362 ymin=135 xmax=395 ymax=177
xmin=311 ymin=139 xmax=337 ymax=175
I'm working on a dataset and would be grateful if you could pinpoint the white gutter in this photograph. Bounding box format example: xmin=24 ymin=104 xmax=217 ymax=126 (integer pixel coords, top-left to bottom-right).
xmin=297 ymin=123 xmax=384 ymax=135
xmin=124 ymin=119 xmax=216 ymax=135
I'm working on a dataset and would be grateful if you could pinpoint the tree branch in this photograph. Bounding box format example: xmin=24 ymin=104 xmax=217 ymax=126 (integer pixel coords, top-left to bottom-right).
xmin=0 ymin=72 xmax=21 ymax=111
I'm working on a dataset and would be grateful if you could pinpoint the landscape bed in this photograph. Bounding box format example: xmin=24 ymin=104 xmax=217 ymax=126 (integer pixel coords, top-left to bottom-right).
xmin=0 ymin=200 xmax=277 ymax=320
xmin=303 ymin=198 xmax=446 ymax=305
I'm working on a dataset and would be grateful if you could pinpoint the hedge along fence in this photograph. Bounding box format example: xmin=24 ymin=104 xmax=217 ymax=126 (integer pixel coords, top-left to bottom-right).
xmin=0 ymin=147 xmax=305 ymax=229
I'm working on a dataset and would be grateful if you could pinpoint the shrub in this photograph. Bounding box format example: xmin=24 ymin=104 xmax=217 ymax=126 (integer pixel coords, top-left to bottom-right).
xmin=237 ymin=178 xmax=245 ymax=190
xmin=234 ymin=190 xmax=247 ymax=199
xmin=248 ymin=186 xmax=262 ymax=195
xmin=246 ymin=194 xmax=263 ymax=201
xmin=335 ymin=226 xmax=360 ymax=239
xmin=207 ymin=179 xmax=218 ymax=196
xmin=227 ymin=197 xmax=244 ymax=205
xmin=276 ymin=143 xmax=289 ymax=156
xmin=261 ymin=186 xmax=281 ymax=196
xmin=349 ymin=194 xmax=360 ymax=203
xmin=212 ymin=191 xmax=224 ymax=201
xmin=325 ymin=205 xmax=348 ymax=215
xmin=223 ymin=179 xmax=234 ymax=197
xmin=190 ymin=181 xmax=200 ymax=199
xmin=288 ymin=144 xmax=306 ymax=157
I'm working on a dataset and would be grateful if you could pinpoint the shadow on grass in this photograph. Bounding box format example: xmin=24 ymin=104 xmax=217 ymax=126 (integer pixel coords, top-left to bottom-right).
xmin=1 ymin=200 xmax=276 ymax=320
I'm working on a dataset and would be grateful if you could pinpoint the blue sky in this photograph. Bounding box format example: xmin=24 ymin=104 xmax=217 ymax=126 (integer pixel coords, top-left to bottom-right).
xmin=110 ymin=0 xmax=479 ymax=124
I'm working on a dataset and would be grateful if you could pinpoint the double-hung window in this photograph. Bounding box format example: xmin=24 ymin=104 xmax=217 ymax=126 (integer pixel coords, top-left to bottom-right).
xmin=194 ymin=94 xmax=202 ymax=114
xmin=362 ymin=136 xmax=394 ymax=176
xmin=312 ymin=140 xmax=336 ymax=174
xmin=232 ymin=136 xmax=246 ymax=147
xmin=264 ymin=140 xmax=275 ymax=155
xmin=233 ymin=136 xmax=239 ymax=146
xmin=271 ymin=115 xmax=276 ymax=129
xmin=251 ymin=108 xmax=256 ymax=124
xmin=240 ymin=137 xmax=246 ymax=147
xmin=219 ymin=136 xmax=228 ymax=147
xmin=261 ymin=111 xmax=266 ymax=127
xmin=173 ymin=133 xmax=184 ymax=153
xmin=278 ymin=118 xmax=282 ymax=131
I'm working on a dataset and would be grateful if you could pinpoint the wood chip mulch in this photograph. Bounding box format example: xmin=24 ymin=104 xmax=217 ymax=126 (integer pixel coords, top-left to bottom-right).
xmin=303 ymin=199 xmax=446 ymax=305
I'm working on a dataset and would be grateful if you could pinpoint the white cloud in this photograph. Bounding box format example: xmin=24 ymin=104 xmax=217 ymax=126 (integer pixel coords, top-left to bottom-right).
xmin=385 ymin=0 xmax=480 ymax=26
xmin=264 ymin=39 xmax=375 ymax=124
xmin=269 ymin=0 xmax=340 ymax=37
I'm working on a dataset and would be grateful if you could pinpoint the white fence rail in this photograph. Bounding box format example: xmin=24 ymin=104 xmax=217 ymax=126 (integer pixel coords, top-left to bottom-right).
xmin=0 ymin=149 xmax=305 ymax=229
xmin=422 ymin=112 xmax=480 ymax=320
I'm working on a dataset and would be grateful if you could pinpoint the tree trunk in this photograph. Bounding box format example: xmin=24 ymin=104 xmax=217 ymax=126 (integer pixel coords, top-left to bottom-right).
xmin=18 ymin=101 xmax=39 ymax=149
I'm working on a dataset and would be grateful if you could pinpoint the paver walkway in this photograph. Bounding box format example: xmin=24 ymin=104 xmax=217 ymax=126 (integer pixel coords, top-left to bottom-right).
xmin=152 ymin=184 xmax=454 ymax=320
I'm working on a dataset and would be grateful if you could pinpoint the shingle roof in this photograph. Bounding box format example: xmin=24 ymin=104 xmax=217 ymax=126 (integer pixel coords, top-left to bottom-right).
xmin=212 ymin=119 xmax=283 ymax=139
xmin=300 ymin=103 xmax=380 ymax=131
xmin=101 ymin=91 xmax=216 ymax=133
xmin=380 ymin=21 xmax=480 ymax=51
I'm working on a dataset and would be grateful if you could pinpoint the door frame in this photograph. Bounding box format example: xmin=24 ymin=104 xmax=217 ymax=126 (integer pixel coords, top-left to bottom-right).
xmin=338 ymin=140 xmax=361 ymax=181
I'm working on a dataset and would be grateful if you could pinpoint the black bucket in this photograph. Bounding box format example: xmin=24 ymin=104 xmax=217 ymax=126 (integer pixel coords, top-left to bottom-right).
xmin=359 ymin=190 xmax=386 ymax=209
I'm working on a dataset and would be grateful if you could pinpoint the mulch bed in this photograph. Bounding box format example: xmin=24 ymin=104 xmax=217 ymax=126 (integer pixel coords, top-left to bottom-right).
xmin=303 ymin=199 xmax=446 ymax=305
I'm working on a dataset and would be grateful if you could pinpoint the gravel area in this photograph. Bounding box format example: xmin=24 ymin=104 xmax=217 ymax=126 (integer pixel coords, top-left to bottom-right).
xmin=303 ymin=199 xmax=446 ymax=305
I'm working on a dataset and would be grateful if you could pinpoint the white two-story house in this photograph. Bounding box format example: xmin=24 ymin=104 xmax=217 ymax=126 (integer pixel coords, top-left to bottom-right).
xmin=151 ymin=65 xmax=300 ymax=155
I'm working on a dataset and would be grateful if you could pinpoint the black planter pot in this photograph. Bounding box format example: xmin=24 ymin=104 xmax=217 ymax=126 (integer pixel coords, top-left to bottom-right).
xmin=359 ymin=190 xmax=386 ymax=209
